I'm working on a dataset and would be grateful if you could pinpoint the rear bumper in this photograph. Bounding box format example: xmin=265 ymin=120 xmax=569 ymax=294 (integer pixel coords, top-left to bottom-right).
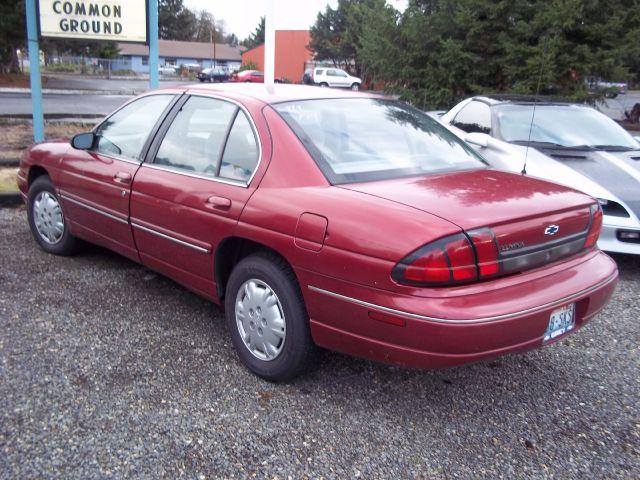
xmin=301 ymin=250 xmax=618 ymax=369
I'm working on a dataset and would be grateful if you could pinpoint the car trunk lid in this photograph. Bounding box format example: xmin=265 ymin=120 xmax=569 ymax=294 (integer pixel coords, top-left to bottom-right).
xmin=340 ymin=169 xmax=595 ymax=273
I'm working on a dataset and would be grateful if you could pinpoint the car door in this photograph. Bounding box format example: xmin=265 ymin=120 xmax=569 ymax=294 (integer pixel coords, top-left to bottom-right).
xmin=448 ymin=101 xmax=518 ymax=171
xmin=325 ymin=69 xmax=340 ymax=87
xmin=57 ymin=93 xmax=177 ymax=261
xmin=129 ymin=94 xmax=262 ymax=299
xmin=334 ymin=69 xmax=350 ymax=87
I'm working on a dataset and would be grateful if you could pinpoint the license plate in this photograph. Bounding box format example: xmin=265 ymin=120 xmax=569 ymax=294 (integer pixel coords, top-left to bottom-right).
xmin=543 ymin=304 xmax=575 ymax=342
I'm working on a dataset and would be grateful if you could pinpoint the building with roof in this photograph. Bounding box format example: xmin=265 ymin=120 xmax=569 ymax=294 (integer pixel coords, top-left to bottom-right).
xmin=113 ymin=40 xmax=244 ymax=73
xmin=241 ymin=30 xmax=313 ymax=83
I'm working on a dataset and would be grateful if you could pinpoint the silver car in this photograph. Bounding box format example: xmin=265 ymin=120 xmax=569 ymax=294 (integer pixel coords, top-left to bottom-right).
xmin=439 ymin=95 xmax=640 ymax=255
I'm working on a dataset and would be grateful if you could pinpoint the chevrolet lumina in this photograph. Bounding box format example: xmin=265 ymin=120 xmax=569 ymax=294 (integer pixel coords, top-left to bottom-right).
xmin=17 ymin=84 xmax=618 ymax=381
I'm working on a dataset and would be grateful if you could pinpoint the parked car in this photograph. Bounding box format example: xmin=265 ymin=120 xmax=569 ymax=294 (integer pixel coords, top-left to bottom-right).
xmin=158 ymin=65 xmax=178 ymax=75
xmin=197 ymin=67 xmax=230 ymax=83
xmin=310 ymin=67 xmax=362 ymax=91
xmin=438 ymin=95 xmax=640 ymax=254
xmin=229 ymin=70 xmax=282 ymax=84
xmin=17 ymin=85 xmax=617 ymax=381
xmin=586 ymin=76 xmax=628 ymax=97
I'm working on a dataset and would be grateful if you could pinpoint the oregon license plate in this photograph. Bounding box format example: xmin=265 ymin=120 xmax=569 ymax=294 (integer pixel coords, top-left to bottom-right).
xmin=543 ymin=304 xmax=575 ymax=342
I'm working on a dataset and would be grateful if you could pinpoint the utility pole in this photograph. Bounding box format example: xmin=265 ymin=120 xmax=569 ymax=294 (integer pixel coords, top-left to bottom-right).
xmin=213 ymin=19 xmax=217 ymax=68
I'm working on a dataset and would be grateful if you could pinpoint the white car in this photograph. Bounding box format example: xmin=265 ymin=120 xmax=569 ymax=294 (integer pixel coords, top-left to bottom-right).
xmin=439 ymin=95 xmax=640 ymax=255
xmin=312 ymin=67 xmax=362 ymax=91
xmin=159 ymin=65 xmax=178 ymax=75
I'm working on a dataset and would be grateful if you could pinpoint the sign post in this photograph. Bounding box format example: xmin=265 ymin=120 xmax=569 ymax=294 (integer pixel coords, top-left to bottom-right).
xmin=149 ymin=0 xmax=159 ymax=89
xmin=25 ymin=0 xmax=45 ymax=142
xmin=26 ymin=1 xmax=156 ymax=142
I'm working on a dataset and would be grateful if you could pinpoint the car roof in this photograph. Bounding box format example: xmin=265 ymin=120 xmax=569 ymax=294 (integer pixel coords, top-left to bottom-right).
xmin=163 ymin=83 xmax=383 ymax=105
xmin=471 ymin=94 xmax=578 ymax=107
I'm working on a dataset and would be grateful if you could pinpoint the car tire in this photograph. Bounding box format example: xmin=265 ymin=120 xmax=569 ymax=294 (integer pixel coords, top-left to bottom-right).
xmin=199 ymin=78 xmax=205 ymax=83
xmin=224 ymin=252 xmax=316 ymax=382
xmin=27 ymin=175 xmax=79 ymax=256
xmin=351 ymin=83 xmax=360 ymax=91
xmin=319 ymin=82 xmax=328 ymax=88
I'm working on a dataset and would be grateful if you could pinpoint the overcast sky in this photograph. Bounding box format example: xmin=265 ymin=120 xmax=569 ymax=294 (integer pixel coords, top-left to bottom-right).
xmin=184 ymin=0 xmax=407 ymax=40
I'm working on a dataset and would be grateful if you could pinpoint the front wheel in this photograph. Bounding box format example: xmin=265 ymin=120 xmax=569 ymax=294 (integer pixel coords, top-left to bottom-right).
xmin=351 ymin=83 xmax=360 ymax=91
xmin=224 ymin=252 xmax=315 ymax=381
xmin=27 ymin=175 xmax=79 ymax=255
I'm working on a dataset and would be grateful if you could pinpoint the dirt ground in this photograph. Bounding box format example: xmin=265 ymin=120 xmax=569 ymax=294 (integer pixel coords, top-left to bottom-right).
xmin=0 ymin=122 xmax=92 ymax=193
xmin=0 ymin=167 xmax=18 ymax=193
xmin=0 ymin=121 xmax=92 ymax=162
xmin=0 ymin=74 xmax=50 ymax=89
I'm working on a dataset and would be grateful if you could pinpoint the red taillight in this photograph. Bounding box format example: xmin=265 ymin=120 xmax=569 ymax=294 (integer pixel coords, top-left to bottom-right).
xmin=445 ymin=237 xmax=477 ymax=281
xmin=392 ymin=233 xmax=477 ymax=286
xmin=403 ymin=247 xmax=450 ymax=283
xmin=584 ymin=204 xmax=603 ymax=249
xmin=467 ymin=229 xmax=500 ymax=278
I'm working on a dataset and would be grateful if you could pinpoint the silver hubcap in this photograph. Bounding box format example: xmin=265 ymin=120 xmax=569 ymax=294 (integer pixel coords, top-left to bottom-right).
xmin=235 ymin=279 xmax=286 ymax=361
xmin=33 ymin=191 xmax=64 ymax=244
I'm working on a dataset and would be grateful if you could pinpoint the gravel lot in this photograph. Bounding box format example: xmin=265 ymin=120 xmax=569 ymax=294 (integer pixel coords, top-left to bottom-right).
xmin=1 ymin=206 xmax=638 ymax=479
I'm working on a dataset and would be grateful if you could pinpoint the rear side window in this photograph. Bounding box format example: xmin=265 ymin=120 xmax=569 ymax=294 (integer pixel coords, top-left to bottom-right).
xmin=452 ymin=101 xmax=492 ymax=134
xmin=94 ymin=94 xmax=174 ymax=161
xmin=315 ymin=69 xmax=324 ymax=75
xmin=219 ymin=112 xmax=259 ymax=182
xmin=153 ymin=96 xmax=259 ymax=183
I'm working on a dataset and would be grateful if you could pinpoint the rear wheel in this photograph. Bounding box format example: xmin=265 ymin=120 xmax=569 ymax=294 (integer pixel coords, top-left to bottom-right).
xmin=27 ymin=175 xmax=79 ymax=256
xmin=224 ymin=252 xmax=315 ymax=381
xmin=319 ymin=82 xmax=328 ymax=88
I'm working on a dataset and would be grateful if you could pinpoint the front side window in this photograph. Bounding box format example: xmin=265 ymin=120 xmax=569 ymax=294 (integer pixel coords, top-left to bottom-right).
xmin=452 ymin=101 xmax=492 ymax=134
xmin=275 ymin=98 xmax=486 ymax=184
xmin=154 ymin=96 xmax=259 ymax=183
xmin=94 ymin=94 xmax=174 ymax=161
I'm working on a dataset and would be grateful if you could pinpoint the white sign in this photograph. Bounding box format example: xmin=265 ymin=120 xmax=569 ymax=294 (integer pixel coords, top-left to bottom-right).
xmin=38 ymin=1 xmax=148 ymax=43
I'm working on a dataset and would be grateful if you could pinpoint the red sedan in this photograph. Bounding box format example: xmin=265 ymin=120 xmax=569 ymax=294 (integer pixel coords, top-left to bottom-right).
xmin=229 ymin=70 xmax=282 ymax=83
xmin=17 ymin=84 xmax=617 ymax=381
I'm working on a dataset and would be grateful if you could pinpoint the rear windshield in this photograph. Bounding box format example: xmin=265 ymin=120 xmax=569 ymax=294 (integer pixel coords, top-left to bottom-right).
xmin=274 ymin=98 xmax=486 ymax=184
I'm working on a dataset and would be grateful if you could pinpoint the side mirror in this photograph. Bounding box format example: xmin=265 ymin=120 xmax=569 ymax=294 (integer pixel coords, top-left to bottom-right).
xmin=71 ymin=132 xmax=95 ymax=150
xmin=465 ymin=132 xmax=491 ymax=148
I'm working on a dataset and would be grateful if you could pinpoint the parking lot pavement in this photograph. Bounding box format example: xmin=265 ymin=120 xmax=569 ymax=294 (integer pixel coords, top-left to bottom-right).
xmin=1 ymin=205 xmax=638 ymax=479
xmin=598 ymin=91 xmax=640 ymax=121
xmin=0 ymin=93 xmax=132 ymax=117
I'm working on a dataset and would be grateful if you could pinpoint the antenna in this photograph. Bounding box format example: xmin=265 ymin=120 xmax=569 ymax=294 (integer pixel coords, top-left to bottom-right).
xmin=522 ymin=36 xmax=549 ymax=175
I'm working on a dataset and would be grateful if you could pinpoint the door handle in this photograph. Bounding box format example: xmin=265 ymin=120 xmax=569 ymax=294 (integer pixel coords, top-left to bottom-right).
xmin=113 ymin=172 xmax=132 ymax=184
xmin=206 ymin=195 xmax=232 ymax=209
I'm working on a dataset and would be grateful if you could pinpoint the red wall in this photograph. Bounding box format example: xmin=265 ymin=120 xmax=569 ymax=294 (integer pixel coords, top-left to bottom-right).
xmin=241 ymin=30 xmax=312 ymax=83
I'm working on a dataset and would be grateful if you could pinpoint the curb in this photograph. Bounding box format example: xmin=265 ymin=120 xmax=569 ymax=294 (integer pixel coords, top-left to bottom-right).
xmin=0 ymin=159 xmax=20 ymax=167
xmin=0 ymin=113 xmax=103 ymax=120
xmin=0 ymin=192 xmax=22 ymax=207
xmin=0 ymin=87 xmax=138 ymax=95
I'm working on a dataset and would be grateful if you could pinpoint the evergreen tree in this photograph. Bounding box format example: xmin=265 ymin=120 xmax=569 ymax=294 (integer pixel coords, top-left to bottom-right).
xmin=243 ymin=17 xmax=265 ymax=49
